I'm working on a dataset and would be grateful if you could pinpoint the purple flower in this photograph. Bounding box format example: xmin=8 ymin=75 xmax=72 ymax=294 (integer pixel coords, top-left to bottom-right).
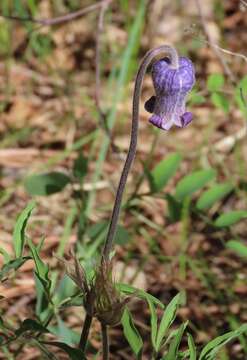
xmin=145 ymin=57 xmax=195 ymax=130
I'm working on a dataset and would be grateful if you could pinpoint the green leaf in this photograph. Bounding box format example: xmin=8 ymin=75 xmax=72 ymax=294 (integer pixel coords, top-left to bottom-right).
xmin=0 ymin=246 xmax=11 ymax=263
xmin=28 ymin=239 xmax=51 ymax=292
xmin=165 ymin=322 xmax=188 ymax=360
xmin=25 ymin=172 xmax=70 ymax=196
xmin=49 ymin=317 xmax=80 ymax=346
xmin=116 ymin=283 xmax=164 ymax=308
xmin=214 ymin=210 xmax=247 ymax=227
xmin=207 ymin=74 xmax=225 ymax=92
xmin=0 ymin=257 xmax=31 ymax=281
xmin=155 ymin=293 xmax=181 ymax=352
xmin=58 ymin=294 xmax=84 ymax=308
xmin=226 ymin=240 xmax=247 ymax=259
xmin=165 ymin=194 xmax=182 ymax=222
xmin=199 ymin=324 xmax=247 ymax=360
xmin=188 ymin=90 xmax=206 ymax=105
xmin=235 ymin=76 xmax=247 ymax=117
xmin=15 ymin=319 xmax=49 ymax=337
xmin=122 ymin=308 xmax=143 ymax=357
xmin=34 ymin=272 xmax=49 ymax=318
xmin=211 ymin=92 xmax=229 ymax=113
xmin=32 ymin=339 xmax=58 ymax=360
xmin=175 ymin=169 xmax=216 ymax=201
xmin=187 ymin=333 xmax=197 ymax=360
xmin=196 ymin=182 xmax=233 ymax=210
xmin=147 ymin=298 xmax=158 ymax=349
xmin=73 ymin=153 xmax=88 ymax=181
xmin=13 ymin=201 xmax=35 ymax=258
xmin=115 ymin=225 xmax=130 ymax=245
xmin=53 ymin=274 xmax=76 ymax=306
xmin=151 ymin=153 xmax=182 ymax=192
xmin=41 ymin=341 xmax=85 ymax=360
xmin=30 ymin=33 xmax=54 ymax=58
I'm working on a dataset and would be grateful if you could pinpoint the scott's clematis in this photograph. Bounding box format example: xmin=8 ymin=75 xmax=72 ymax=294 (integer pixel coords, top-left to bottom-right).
xmin=145 ymin=57 xmax=195 ymax=130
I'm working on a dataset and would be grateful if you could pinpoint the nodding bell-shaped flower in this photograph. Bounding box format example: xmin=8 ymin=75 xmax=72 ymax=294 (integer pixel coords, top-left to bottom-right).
xmin=145 ymin=57 xmax=195 ymax=130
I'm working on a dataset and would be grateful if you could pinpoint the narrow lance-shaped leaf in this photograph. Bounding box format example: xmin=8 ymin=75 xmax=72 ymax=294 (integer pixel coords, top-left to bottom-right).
xmin=41 ymin=341 xmax=85 ymax=360
xmin=155 ymin=293 xmax=181 ymax=352
xmin=28 ymin=238 xmax=51 ymax=293
xmin=15 ymin=319 xmax=49 ymax=337
xmin=187 ymin=333 xmax=197 ymax=360
xmin=147 ymin=298 xmax=158 ymax=349
xmin=116 ymin=283 xmax=164 ymax=308
xmin=13 ymin=201 xmax=35 ymax=258
xmin=226 ymin=240 xmax=247 ymax=259
xmin=164 ymin=321 xmax=188 ymax=360
xmin=199 ymin=324 xmax=247 ymax=360
xmin=151 ymin=153 xmax=182 ymax=192
xmin=175 ymin=169 xmax=216 ymax=201
xmin=196 ymin=182 xmax=233 ymax=211
xmin=214 ymin=210 xmax=247 ymax=227
xmin=121 ymin=308 xmax=143 ymax=357
xmin=0 ymin=257 xmax=31 ymax=282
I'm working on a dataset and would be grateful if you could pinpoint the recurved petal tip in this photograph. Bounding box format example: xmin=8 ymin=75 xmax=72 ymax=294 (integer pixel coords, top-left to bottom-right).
xmin=181 ymin=112 xmax=193 ymax=127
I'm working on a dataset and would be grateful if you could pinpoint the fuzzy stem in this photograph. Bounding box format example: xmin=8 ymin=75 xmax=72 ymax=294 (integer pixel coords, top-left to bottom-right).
xmin=102 ymin=45 xmax=179 ymax=261
xmin=101 ymin=323 xmax=109 ymax=360
xmin=79 ymin=313 xmax=92 ymax=354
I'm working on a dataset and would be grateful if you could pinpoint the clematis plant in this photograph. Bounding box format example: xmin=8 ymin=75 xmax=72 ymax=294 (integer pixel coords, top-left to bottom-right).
xmin=81 ymin=44 xmax=196 ymax=359
xmin=102 ymin=46 xmax=195 ymax=263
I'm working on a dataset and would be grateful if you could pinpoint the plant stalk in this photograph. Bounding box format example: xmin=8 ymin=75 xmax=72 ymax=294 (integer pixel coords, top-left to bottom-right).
xmin=79 ymin=313 xmax=92 ymax=354
xmin=101 ymin=323 xmax=109 ymax=360
xmin=102 ymin=45 xmax=179 ymax=261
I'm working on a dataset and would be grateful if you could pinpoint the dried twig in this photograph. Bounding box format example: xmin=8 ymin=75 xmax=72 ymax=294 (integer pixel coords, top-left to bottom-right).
xmin=0 ymin=2 xmax=103 ymax=26
xmin=95 ymin=1 xmax=111 ymax=111
xmin=194 ymin=0 xmax=236 ymax=82
xmin=203 ymin=40 xmax=247 ymax=64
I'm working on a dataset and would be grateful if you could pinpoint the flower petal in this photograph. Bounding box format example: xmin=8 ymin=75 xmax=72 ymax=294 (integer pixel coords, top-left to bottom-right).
xmin=144 ymin=96 xmax=156 ymax=113
xmin=180 ymin=112 xmax=193 ymax=127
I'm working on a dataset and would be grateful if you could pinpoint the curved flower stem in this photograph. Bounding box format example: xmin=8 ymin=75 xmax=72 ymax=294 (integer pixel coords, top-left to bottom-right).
xmin=79 ymin=313 xmax=92 ymax=354
xmin=102 ymin=45 xmax=179 ymax=261
xmin=101 ymin=323 xmax=109 ymax=360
